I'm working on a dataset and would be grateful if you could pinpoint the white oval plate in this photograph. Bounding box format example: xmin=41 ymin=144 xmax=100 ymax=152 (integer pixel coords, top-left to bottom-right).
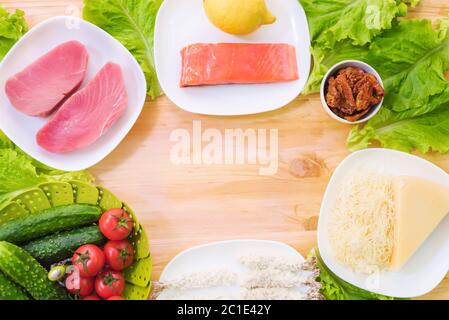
xmin=0 ymin=16 xmax=147 ymax=171
xmin=154 ymin=0 xmax=311 ymax=116
xmin=158 ymin=240 xmax=304 ymax=300
xmin=318 ymin=149 xmax=449 ymax=298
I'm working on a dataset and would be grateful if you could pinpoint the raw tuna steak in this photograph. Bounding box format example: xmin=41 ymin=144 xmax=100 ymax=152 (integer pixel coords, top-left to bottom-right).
xmin=37 ymin=62 xmax=128 ymax=153
xmin=180 ymin=43 xmax=299 ymax=87
xmin=5 ymin=40 xmax=88 ymax=116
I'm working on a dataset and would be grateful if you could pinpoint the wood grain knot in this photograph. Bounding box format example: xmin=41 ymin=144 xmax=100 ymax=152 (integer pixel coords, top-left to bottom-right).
xmin=289 ymin=157 xmax=323 ymax=178
xmin=304 ymin=216 xmax=319 ymax=231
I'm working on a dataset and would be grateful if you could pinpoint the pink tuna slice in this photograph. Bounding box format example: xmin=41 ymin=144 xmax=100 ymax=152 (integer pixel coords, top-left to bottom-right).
xmin=36 ymin=62 xmax=128 ymax=153
xmin=5 ymin=40 xmax=89 ymax=117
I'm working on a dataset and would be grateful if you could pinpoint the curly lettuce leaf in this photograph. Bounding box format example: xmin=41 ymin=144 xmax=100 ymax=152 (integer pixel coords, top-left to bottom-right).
xmin=302 ymin=0 xmax=420 ymax=93
xmin=0 ymin=7 xmax=27 ymax=60
xmin=311 ymin=250 xmax=399 ymax=300
xmin=305 ymin=40 xmax=369 ymax=94
xmin=368 ymin=19 xmax=449 ymax=115
xmin=83 ymin=0 xmax=163 ymax=99
xmin=301 ymin=0 xmax=414 ymax=49
xmin=349 ymin=19 xmax=449 ymax=153
xmin=0 ymin=131 xmax=14 ymax=149
xmin=0 ymin=149 xmax=46 ymax=195
xmin=0 ymin=131 xmax=94 ymax=198
xmin=348 ymin=105 xmax=449 ymax=153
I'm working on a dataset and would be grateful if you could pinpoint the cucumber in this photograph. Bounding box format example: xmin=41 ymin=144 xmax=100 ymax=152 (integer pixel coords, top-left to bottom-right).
xmin=0 ymin=271 xmax=30 ymax=300
xmin=0 ymin=241 xmax=68 ymax=300
xmin=23 ymin=226 xmax=106 ymax=266
xmin=0 ymin=204 xmax=102 ymax=244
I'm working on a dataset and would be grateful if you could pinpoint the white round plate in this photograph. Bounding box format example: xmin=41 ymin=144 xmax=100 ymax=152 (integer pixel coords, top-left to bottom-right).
xmin=0 ymin=17 xmax=147 ymax=171
xmin=158 ymin=240 xmax=304 ymax=299
xmin=154 ymin=0 xmax=311 ymax=116
xmin=318 ymin=149 xmax=449 ymax=298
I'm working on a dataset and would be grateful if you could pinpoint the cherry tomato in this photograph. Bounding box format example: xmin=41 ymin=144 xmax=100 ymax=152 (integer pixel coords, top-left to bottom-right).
xmin=83 ymin=295 xmax=101 ymax=300
xmin=104 ymin=240 xmax=135 ymax=271
xmin=95 ymin=270 xmax=125 ymax=299
xmin=66 ymin=272 xmax=94 ymax=297
xmin=99 ymin=209 xmax=134 ymax=240
xmin=72 ymin=244 xmax=105 ymax=277
xmin=107 ymin=296 xmax=125 ymax=300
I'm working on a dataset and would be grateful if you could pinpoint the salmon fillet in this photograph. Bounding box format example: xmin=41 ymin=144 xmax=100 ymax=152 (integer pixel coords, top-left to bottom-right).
xmin=37 ymin=63 xmax=128 ymax=153
xmin=5 ymin=40 xmax=88 ymax=117
xmin=180 ymin=43 xmax=299 ymax=87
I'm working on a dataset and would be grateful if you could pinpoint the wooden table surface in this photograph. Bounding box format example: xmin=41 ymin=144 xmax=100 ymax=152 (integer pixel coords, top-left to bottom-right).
xmin=2 ymin=0 xmax=449 ymax=300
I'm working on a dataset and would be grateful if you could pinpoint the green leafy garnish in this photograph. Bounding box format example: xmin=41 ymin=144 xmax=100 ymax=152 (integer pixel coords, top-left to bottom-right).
xmin=311 ymin=250 xmax=400 ymax=300
xmin=302 ymin=0 xmax=411 ymax=49
xmin=302 ymin=0 xmax=449 ymax=154
xmin=0 ymin=149 xmax=45 ymax=196
xmin=83 ymin=0 xmax=163 ymax=99
xmin=305 ymin=40 xmax=369 ymax=94
xmin=348 ymin=19 xmax=449 ymax=152
xmin=0 ymin=131 xmax=94 ymax=202
xmin=0 ymin=6 xmax=27 ymax=60
xmin=301 ymin=0 xmax=420 ymax=94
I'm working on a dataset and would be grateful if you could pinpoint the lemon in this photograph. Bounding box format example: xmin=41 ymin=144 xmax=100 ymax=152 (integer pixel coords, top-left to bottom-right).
xmin=204 ymin=0 xmax=276 ymax=35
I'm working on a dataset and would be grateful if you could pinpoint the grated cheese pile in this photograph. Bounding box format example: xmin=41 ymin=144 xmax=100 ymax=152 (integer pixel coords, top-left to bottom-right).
xmin=328 ymin=171 xmax=395 ymax=274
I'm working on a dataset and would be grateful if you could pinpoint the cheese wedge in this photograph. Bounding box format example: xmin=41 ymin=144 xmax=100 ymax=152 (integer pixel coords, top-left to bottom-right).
xmin=390 ymin=176 xmax=449 ymax=270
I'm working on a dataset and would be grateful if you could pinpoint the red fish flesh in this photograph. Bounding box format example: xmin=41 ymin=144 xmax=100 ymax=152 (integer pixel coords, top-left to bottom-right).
xmin=5 ymin=40 xmax=88 ymax=116
xmin=37 ymin=62 xmax=128 ymax=153
xmin=180 ymin=43 xmax=299 ymax=87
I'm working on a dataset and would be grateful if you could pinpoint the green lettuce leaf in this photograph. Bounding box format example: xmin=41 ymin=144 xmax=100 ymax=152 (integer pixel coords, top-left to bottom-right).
xmin=348 ymin=105 xmax=449 ymax=153
xmin=305 ymin=40 xmax=369 ymax=94
xmin=0 ymin=131 xmax=94 ymax=198
xmin=83 ymin=0 xmax=163 ymax=99
xmin=368 ymin=19 xmax=449 ymax=115
xmin=301 ymin=0 xmax=413 ymax=49
xmin=311 ymin=250 xmax=399 ymax=300
xmin=0 ymin=131 xmax=14 ymax=149
xmin=302 ymin=0 xmax=420 ymax=94
xmin=0 ymin=7 xmax=27 ymax=60
xmin=349 ymin=18 xmax=449 ymax=152
xmin=0 ymin=149 xmax=46 ymax=195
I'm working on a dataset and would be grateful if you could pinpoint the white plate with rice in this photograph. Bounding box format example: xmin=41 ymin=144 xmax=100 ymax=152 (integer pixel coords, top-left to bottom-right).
xmin=318 ymin=149 xmax=449 ymax=298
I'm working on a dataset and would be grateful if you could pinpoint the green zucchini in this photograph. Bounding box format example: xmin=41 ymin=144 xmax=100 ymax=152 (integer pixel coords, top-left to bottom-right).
xmin=0 ymin=242 xmax=68 ymax=300
xmin=0 ymin=204 xmax=102 ymax=244
xmin=0 ymin=271 xmax=30 ymax=300
xmin=23 ymin=226 xmax=105 ymax=266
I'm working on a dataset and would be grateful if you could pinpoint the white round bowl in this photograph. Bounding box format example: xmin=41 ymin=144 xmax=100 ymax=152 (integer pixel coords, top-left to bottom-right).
xmin=320 ymin=60 xmax=384 ymax=125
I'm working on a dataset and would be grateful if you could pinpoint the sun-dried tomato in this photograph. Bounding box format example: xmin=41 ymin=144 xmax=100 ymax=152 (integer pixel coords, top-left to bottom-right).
xmin=325 ymin=67 xmax=384 ymax=122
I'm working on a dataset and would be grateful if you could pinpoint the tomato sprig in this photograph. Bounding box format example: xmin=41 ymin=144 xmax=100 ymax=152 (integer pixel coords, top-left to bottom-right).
xmin=113 ymin=214 xmax=133 ymax=231
xmin=117 ymin=246 xmax=132 ymax=264
xmin=74 ymin=250 xmax=90 ymax=274
xmin=95 ymin=270 xmax=125 ymax=299
xmin=104 ymin=240 xmax=134 ymax=271
xmin=99 ymin=209 xmax=134 ymax=241
xmin=72 ymin=245 xmax=105 ymax=278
